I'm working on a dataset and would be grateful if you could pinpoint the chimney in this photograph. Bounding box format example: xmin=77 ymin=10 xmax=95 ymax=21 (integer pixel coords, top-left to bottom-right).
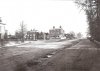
xmin=60 ymin=26 xmax=62 ymax=28
xmin=0 ymin=17 xmax=2 ymax=23
xmin=53 ymin=26 xmax=55 ymax=29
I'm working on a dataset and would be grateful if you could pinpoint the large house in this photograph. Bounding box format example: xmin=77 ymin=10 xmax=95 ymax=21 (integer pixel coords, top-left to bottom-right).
xmin=49 ymin=26 xmax=65 ymax=39
xmin=25 ymin=29 xmax=49 ymax=40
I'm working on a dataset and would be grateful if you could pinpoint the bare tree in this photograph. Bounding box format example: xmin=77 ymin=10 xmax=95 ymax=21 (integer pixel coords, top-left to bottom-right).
xmin=18 ymin=21 xmax=27 ymax=42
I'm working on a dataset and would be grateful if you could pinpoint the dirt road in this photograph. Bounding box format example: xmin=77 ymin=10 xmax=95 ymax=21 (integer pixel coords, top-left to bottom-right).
xmin=1 ymin=39 xmax=100 ymax=71
xmin=33 ymin=39 xmax=99 ymax=71
xmin=0 ymin=39 xmax=80 ymax=71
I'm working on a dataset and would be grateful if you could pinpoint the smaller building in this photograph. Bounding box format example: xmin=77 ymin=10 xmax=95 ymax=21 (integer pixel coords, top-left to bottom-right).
xmin=49 ymin=26 xmax=65 ymax=39
xmin=25 ymin=29 xmax=38 ymax=40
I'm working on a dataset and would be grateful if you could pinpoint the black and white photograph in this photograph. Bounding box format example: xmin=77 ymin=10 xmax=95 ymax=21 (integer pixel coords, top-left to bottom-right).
xmin=0 ymin=0 xmax=100 ymax=71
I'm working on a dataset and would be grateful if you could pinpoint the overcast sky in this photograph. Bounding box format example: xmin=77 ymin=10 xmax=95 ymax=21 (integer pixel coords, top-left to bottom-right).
xmin=0 ymin=0 xmax=88 ymax=36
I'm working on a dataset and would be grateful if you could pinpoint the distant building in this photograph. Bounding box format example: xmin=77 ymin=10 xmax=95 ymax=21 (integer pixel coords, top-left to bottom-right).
xmin=25 ymin=29 xmax=38 ymax=40
xmin=25 ymin=30 xmax=49 ymax=40
xmin=49 ymin=26 xmax=65 ymax=39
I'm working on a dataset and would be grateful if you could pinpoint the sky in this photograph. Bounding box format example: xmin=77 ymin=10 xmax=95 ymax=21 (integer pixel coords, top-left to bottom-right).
xmin=0 ymin=0 xmax=88 ymax=36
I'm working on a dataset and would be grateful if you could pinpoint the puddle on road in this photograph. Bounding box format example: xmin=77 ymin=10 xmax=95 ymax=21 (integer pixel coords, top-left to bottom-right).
xmin=42 ymin=51 xmax=56 ymax=59
xmin=47 ymin=54 xmax=53 ymax=58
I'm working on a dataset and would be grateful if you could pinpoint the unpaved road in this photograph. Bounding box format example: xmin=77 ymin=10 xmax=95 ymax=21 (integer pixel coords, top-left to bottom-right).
xmin=33 ymin=39 xmax=100 ymax=71
xmin=1 ymin=39 xmax=100 ymax=71
xmin=0 ymin=39 xmax=80 ymax=71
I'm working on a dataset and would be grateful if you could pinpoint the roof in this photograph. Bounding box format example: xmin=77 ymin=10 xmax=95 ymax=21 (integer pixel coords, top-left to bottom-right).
xmin=49 ymin=28 xmax=63 ymax=31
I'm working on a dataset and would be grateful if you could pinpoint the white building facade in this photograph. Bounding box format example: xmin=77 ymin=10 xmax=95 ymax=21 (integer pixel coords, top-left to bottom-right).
xmin=0 ymin=19 xmax=6 ymax=40
xmin=49 ymin=26 xmax=65 ymax=39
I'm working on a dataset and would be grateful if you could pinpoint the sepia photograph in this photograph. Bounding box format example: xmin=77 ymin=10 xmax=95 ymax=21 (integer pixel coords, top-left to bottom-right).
xmin=0 ymin=0 xmax=100 ymax=71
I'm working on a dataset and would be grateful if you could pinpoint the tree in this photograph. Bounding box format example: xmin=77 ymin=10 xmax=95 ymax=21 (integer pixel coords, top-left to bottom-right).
xmin=76 ymin=32 xmax=83 ymax=38
xmin=75 ymin=0 xmax=100 ymax=41
xmin=70 ymin=31 xmax=76 ymax=39
xmin=17 ymin=21 xmax=27 ymax=42
xmin=15 ymin=31 xmax=21 ymax=41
